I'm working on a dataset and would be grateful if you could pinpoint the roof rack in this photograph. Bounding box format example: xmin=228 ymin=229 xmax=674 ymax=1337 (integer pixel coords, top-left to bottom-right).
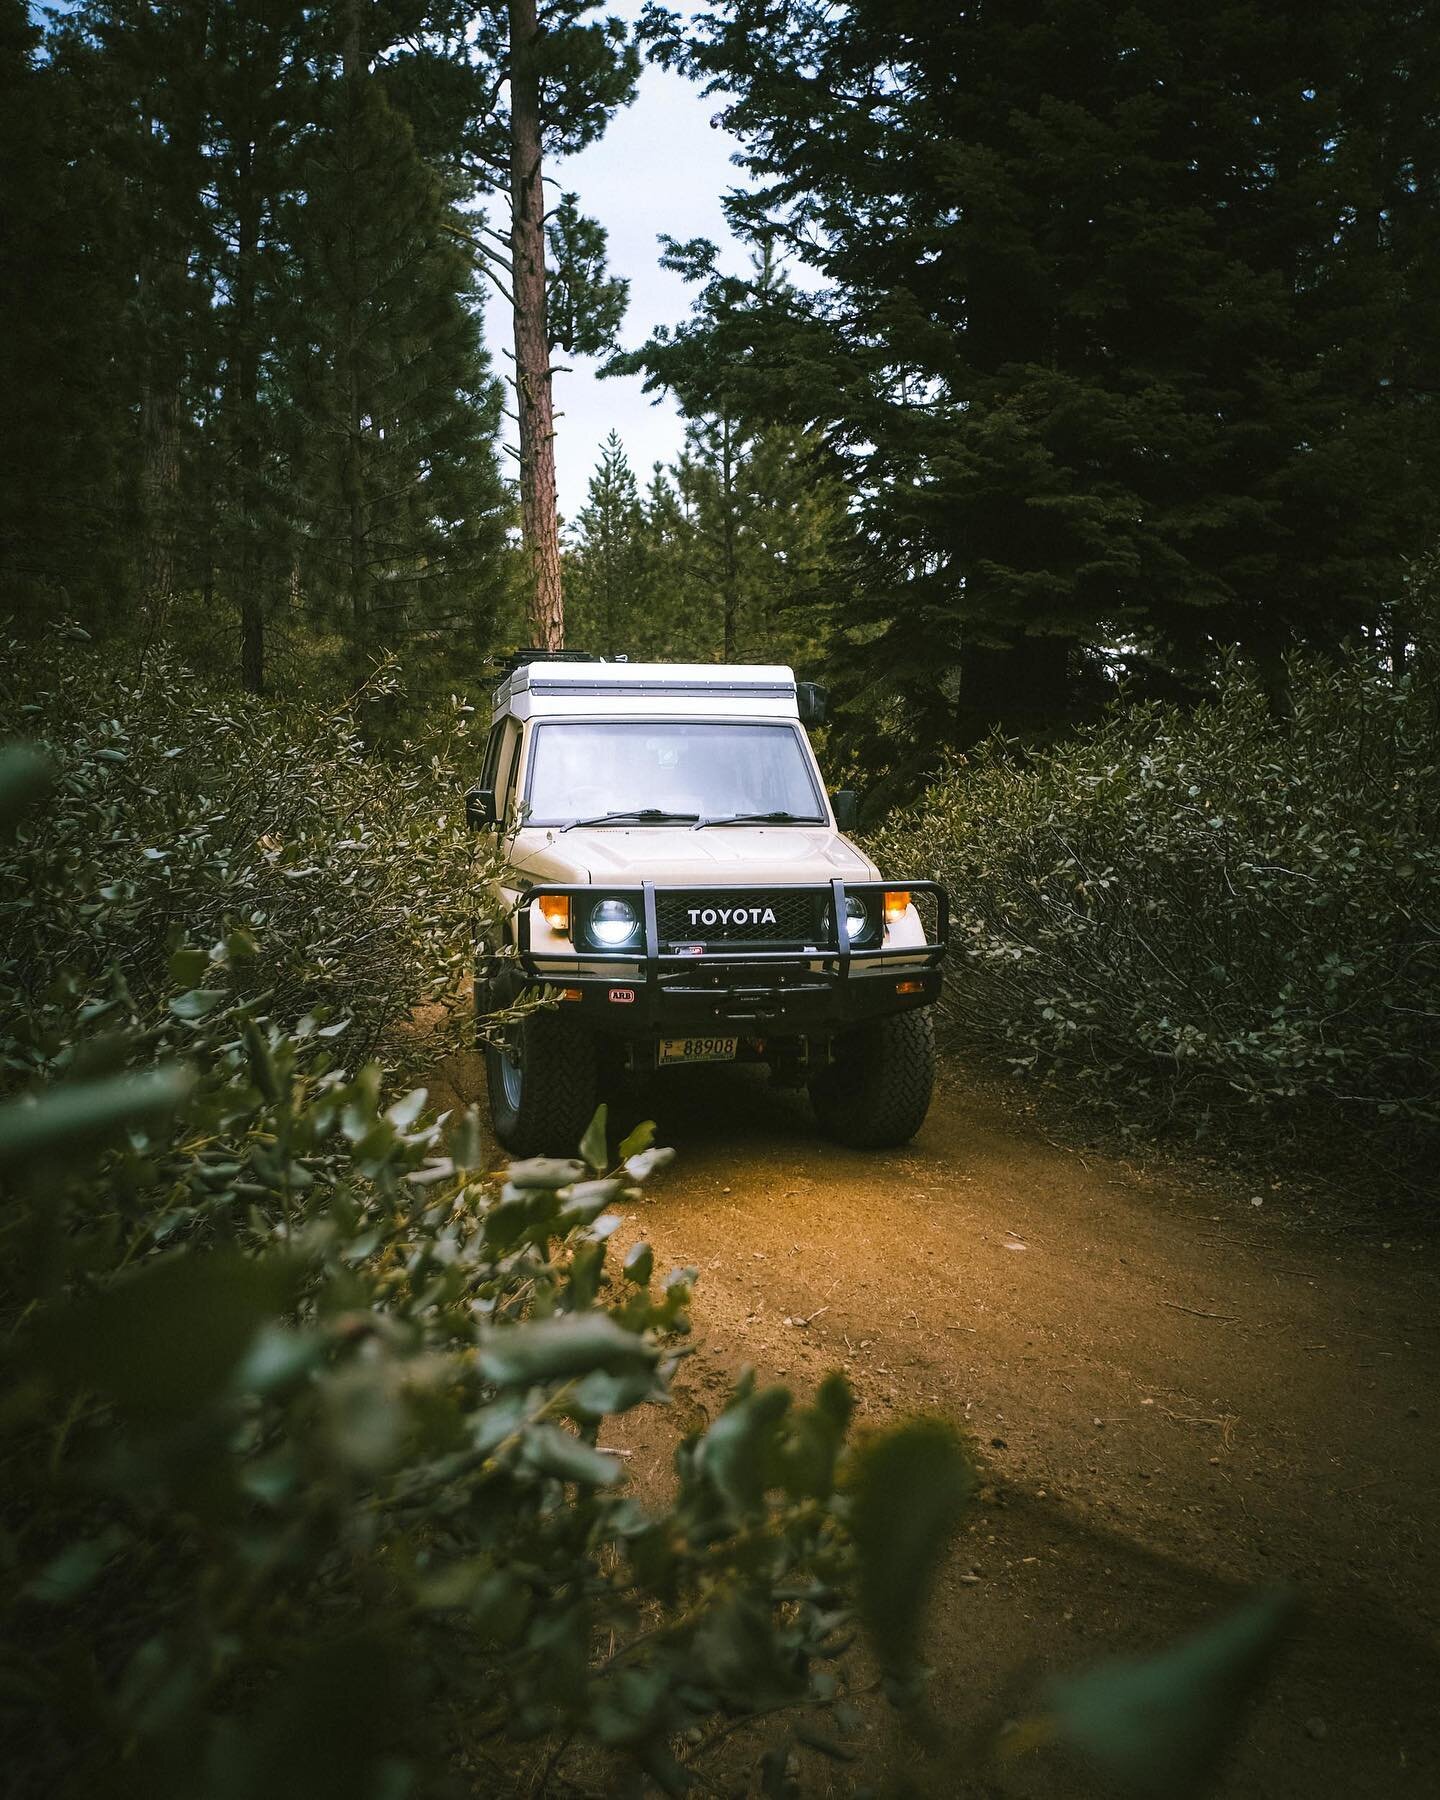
xmin=489 ymin=647 xmax=599 ymax=679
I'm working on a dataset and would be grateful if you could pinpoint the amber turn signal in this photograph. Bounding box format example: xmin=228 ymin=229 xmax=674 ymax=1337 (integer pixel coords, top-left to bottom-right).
xmin=558 ymin=986 xmax=584 ymax=1002
xmin=883 ymin=889 xmax=911 ymax=924
xmin=895 ymin=978 xmax=925 ymax=995
xmin=538 ymin=894 xmax=570 ymax=935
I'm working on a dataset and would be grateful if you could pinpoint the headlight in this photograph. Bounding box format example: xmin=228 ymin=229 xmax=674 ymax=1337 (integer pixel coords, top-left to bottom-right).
xmin=589 ymin=897 xmax=640 ymax=948
xmin=843 ymin=894 xmax=877 ymax=945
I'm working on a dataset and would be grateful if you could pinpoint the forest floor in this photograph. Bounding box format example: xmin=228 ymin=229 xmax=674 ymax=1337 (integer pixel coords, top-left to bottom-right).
xmin=429 ymin=1045 xmax=1440 ymax=1799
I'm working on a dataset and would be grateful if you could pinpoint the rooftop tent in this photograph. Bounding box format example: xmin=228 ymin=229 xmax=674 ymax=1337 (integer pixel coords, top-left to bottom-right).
xmin=492 ymin=660 xmax=802 ymax=722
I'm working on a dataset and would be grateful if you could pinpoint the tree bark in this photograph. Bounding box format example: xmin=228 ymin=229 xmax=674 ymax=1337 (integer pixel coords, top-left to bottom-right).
xmin=234 ymin=126 xmax=264 ymax=693
xmin=343 ymin=0 xmax=367 ymax=643
xmin=508 ymin=0 xmax=564 ymax=649
xmin=720 ymin=411 xmax=738 ymax=661
xmin=139 ymin=371 xmax=180 ymax=633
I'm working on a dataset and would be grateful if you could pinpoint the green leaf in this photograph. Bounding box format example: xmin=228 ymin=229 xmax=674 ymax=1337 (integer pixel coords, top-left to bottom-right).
xmin=692 ymin=1591 xmax=807 ymax=1710
xmin=167 ymin=947 xmax=210 ymax=988
xmin=477 ymin=1313 xmax=659 ymax=1387
xmin=384 ymin=1086 xmax=428 ymax=1130
xmin=622 ymin=1241 xmax=654 ymax=1286
xmin=448 ymin=1104 xmax=485 ymax=1170
xmin=624 ymin=1144 xmax=676 ymax=1181
xmin=168 ymin=987 xmax=228 ymax=1021
xmin=557 ymin=1177 xmax=625 ymax=1229
xmin=569 ymin=1366 xmax=660 ymax=1418
xmin=0 ymin=745 xmax=53 ymax=838
xmin=241 ymin=1018 xmax=279 ymax=1103
xmin=0 ymin=1066 xmax=195 ymax=1172
xmin=232 ymin=1325 xmax=326 ymax=1396
xmin=23 ymin=1524 xmax=130 ymax=1603
xmin=507 ymin=1156 xmax=587 ymax=1191
xmin=32 ymin=1250 xmax=299 ymax=1420
xmin=579 ymin=1102 xmax=609 ymax=1175
xmin=617 ymin=1118 xmax=656 ymax=1162
xmin=521 ymin=1421 xmax=625 ymax=1485
xmin=698 ymin=1384 xmax=792 ymax=1516
xmin=849 ymin=1418 xmax=975 ymax=1685
xmin=778 ymin=1370 xmax=854 ymax=1499
xmin=1044 ymin=1591 xmax=1297 ymax=1796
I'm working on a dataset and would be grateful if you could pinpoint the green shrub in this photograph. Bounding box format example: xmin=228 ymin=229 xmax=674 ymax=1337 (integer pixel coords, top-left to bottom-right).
xmin=0 ymin=656 xmax=937 ymax=1797
xmin=0 ymin=698 xmax=884 ymax=1795
xmin=0 ymin=628 xmax=490 ymax=1076
xmin=874 ymin=642 xmax=1440 ymax=1171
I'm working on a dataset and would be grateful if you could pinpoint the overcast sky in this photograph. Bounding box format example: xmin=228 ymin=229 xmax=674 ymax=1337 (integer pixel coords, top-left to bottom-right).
xmin=480 ymin=29 xmax=754 ymax=524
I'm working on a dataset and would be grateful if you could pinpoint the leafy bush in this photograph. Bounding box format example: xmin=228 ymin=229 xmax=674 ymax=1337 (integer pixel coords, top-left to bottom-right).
xmin=0 ymin=711 xmax=891 ymax=1796
xmin=0 ymin=628 xmax=490 ymax=1075
xmin=0 ymin=655 xmax=949 ymax=1798
xmin=874 ymin=641 xmax=1440 ymax=1171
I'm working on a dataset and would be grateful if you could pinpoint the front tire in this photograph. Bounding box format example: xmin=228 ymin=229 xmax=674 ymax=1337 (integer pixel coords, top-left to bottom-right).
xmin=485 ymin=1008 xmax=600 ymax=1157
xmin=809 ymin=1009 xmax=936 ymax=1148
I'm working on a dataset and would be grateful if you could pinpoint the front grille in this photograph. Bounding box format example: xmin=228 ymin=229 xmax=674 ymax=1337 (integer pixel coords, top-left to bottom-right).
xmin=657 ymin=888 xmax=832 ymax=948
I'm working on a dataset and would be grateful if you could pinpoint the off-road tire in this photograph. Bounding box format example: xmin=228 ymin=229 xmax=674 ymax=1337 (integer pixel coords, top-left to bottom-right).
xmin=809 ymin=1009 xmax=936 ymax=1148
xmin=485 ymin=1009 xmax=599 ymax=1158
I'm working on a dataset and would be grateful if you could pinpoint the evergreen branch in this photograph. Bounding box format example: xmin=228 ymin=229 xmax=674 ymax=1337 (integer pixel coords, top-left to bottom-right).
xmin=479 ymin=266 xmax=516 ymax=307
xmin=441 ymin=220 xmax=513 ymax=277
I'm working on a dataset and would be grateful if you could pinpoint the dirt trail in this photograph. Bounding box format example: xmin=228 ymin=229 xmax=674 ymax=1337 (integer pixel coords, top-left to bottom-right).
xmin=432 ymin=1048 xmax=1440 ymax=1798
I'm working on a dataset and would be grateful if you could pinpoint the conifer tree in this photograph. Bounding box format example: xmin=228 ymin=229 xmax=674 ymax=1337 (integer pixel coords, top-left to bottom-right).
xmin=9 ymin=0 xmax=517 ymax=695
xmin=280 ymin=4 xmax=508 ymax=660
xmin=457 ymin=2 xmax=641 ymax=649
xmin=0 ymin=0 xmax=144 ymax=622
xmin=565 ymin=431 xmax=647 ymax=653
xmin=636 ymin=0 xmax=1440 ymax=768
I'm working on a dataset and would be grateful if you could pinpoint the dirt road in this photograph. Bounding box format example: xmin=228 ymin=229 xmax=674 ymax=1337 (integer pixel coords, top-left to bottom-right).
xmin=432 ymin=1049 xmax=1440 ymax=1797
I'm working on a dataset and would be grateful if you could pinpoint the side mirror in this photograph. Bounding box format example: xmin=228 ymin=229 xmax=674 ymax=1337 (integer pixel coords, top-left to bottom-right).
xmin=797 ymin=681 xmax=829 ymax=725
xmin=465 ymin=787 xmax=497 ymax=830
xmin=830 ymin=789 xmax=859 ymax=832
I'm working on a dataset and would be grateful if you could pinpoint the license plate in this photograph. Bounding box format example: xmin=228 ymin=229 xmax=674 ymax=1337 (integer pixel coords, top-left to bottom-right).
xmin=658 ymin=1036 xmax=738 ymax=1066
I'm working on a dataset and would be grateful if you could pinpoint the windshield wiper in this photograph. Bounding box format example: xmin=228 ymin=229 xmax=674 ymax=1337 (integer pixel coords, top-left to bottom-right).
xmin=559 ymin=808 xmax=699 ymax=833
xmin=691 ymin=810 xmax=815 ymax=830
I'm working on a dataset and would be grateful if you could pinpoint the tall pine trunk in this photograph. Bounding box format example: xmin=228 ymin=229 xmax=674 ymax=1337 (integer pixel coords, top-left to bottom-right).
xmin=508 ymin=0 xmax=564 ymax=649
xmin=136 ymin=3 xmax=211 ymax=646
xmin=139 ymin=375 xmax=180 ymax=635
xmin=343 ymin=0 xmax=368 ymax=646
xmin=234 ymin=133 xmax=264 ymax=694
xmin=720 ymin=412 xmax=738 ymax=661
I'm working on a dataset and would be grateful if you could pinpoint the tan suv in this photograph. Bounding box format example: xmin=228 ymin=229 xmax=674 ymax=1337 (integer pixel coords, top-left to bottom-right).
xmin=467 ymin=654 xmax=948 ymax=1155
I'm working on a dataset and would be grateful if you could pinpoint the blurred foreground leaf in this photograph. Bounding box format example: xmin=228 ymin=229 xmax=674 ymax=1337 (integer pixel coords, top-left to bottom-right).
xmin=0 ymin=743 xmax=53 ymax=836
xmin=1042 ymin=1590 xmax=1297 ymax=1796
xmin=848 ymin=1418 xmax=975 ymax=1692
xmin=478 ymin=1313 xmax=659 ymax=1387
xmin=0 ymin=1066 xmax=195 ymax=1172
xmin=33 ymin=1251 xmax=300 ymax=1419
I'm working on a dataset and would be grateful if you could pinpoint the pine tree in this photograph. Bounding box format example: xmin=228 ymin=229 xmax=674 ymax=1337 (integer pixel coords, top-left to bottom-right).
xmin=636 ymin=0 xmax=1440 ymax=767
xmin=280 ymin=5 xmax=508 ymax=661
xmin=0 ymin=0 xmax=140 ymax=622
xmin=10 ymin=1 xmax=517 ymax=695
xmin=565 ymin=432 xmax=647 ymax=653
xmin=637 ymin=460 xmax=707 ymax=659
xmin=456 ymin=2 xmax=641 ymax=649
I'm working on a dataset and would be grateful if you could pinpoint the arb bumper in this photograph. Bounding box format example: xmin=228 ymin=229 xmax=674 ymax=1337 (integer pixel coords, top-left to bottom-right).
xmin=497 ymin=879 xmax=948 ymax=1037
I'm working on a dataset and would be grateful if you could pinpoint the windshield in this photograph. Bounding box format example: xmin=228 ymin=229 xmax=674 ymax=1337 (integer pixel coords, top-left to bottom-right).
xmin=523 ymin=721 xmax=825 ymax=827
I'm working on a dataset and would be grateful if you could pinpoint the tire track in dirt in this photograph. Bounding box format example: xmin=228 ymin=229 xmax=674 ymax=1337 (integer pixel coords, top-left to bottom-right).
xmin=431 ymin=1048 xmax=1440 ymax=1798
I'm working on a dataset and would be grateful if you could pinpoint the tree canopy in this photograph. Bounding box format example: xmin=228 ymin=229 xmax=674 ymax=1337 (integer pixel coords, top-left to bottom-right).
xmin=633 ymin=0 xmax=1440 ymax=770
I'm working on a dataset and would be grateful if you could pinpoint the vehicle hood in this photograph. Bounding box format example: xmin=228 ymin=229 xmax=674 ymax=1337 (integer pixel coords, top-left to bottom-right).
xmin=508 ymin=825 xmax=879 ymax=886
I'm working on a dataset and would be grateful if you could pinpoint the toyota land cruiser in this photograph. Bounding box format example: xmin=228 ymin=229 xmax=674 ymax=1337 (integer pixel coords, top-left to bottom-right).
xmin=467 ymin=654 xmax=949 ymax=1156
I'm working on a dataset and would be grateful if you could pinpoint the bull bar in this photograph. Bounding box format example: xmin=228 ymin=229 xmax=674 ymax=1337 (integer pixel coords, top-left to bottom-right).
xmin=511 ymin=877 xmax=949 ymax=999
